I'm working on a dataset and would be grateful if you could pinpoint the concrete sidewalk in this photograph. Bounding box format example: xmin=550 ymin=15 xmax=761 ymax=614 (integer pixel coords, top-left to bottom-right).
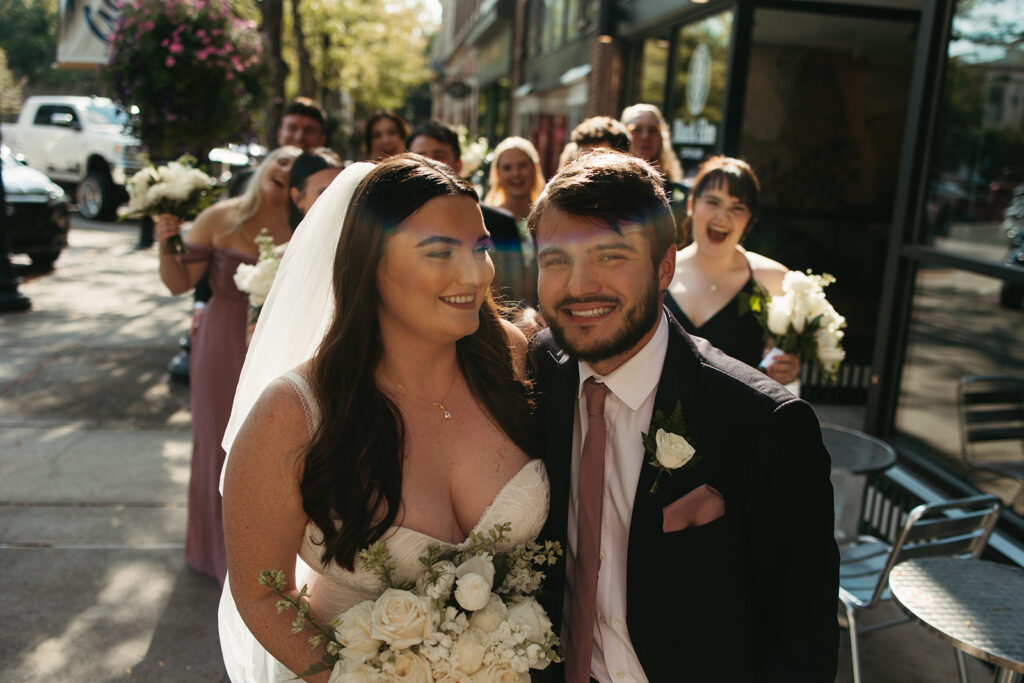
xmin=1 ymin=218 xmax=224 ymax=682
xmin=0 ymin=218 xmax=1003 ymax=682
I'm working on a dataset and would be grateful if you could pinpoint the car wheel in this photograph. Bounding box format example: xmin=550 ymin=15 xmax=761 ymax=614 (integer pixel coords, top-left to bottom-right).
xmin=999 ymin=283 xmax=1024 ymax=309
xmin=30 ymin=252 xmax=60 ymax=270
xmin=76 ymin=172 xmax=117 ymax=221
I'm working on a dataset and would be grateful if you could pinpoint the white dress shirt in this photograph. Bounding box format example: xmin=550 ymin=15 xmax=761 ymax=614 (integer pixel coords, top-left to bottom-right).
xmin=565 ymin=313 xmax=669 ymax=683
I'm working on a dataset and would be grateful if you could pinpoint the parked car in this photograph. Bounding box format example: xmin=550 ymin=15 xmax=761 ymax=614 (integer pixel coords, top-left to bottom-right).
xmin=1 ymin=96 xmax=144 ymax=221
xmin=1 ymin=144 xmax=70 ymax=269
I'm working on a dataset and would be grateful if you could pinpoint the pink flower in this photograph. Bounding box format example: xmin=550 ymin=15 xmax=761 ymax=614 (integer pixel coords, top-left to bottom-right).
xmin=143 ymin=20 xmax=154 ymax=31
xmin=169 ymin=41 xmax=183 ymax=54
xmin=165 ymin=56 xmax=175 ymax=67
xmin=161 ymin=37 xmax=170 ymax=47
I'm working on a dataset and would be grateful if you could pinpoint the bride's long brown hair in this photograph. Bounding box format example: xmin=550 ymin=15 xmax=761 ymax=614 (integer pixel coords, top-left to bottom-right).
xmin=302 ymin=154 xmax=534 ymax=569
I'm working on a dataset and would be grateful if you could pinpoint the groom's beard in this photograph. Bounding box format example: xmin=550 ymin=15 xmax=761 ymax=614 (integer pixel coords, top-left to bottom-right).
xmin=544 ymin=277 xmax=662 ymax=365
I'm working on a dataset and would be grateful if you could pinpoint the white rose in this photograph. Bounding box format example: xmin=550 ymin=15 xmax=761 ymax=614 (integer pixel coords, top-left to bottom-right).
xmin=435 ymin=671 xmax=474 ymax=683
xmin=233 ymin=262 xmax=256 ymax=294
xmin=505 ymin=598 xmax=551 ymax=641
xmin=335 ymin=600 xmax=381 ymax=664
xmin=471 ymin=664 xmax=529 ymax=683
xmin=417 ymin=560 xmax=456 ymax=601
xmin=469 ymin=594 xmax=507 ymax=633
xmin=454 ymin=573 xmax=492 ymax=611
xmin=781 ymin=269 xmax=816 ymax=295
xmin=370 ymin=589 xmax=434 ymax=649
xmin=455 ymin=555 xmax=495 ymax=585
xmin=765 ymin=294 xmax=793 ymax=337
xmin=245 ymin=258 xmax=279 ymax=306
xmin=452 ymin=626 xmax=489 ymax=674
xmin=330 ymin=659 xmax=387 ymax=683
xmin=386 ymin=650 xmax=433 ymax=683
xmin=654 ymin=428 xmax=695 ymax=469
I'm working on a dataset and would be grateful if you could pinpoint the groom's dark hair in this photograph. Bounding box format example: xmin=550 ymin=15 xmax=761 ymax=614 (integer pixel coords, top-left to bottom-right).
xmin=527 ymin=150 xmax=678 ymax=266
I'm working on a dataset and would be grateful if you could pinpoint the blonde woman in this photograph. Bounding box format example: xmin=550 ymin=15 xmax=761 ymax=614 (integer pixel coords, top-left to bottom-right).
xmin=154 ymin=145 xmax=301 ymax=584
xmin=621 ymin=103 xmax=683 ymax=184
xmin=483 ymin=136 xmax=546 ymax=222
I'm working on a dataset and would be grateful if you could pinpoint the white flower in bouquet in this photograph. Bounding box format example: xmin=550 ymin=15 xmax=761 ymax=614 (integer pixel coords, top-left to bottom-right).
xmin=470 ymin=664 xmax=530 ymax=682
xmin=469 ymin=594 xmax=508 ymax=633
xmin=233 ymin=229 xmax=281 ymax=317
xmin=452 ymin=626 xmax=489 ymax=674
xmin=335 ymin=600 xmax=381 ymax=664
xmin=754 ymin=270 xmax=846 ymax=380
xmin=123 ymin=154 xmax=216 ymax=254
xmin=383 ymin=649 xmax=434 ymax=682
xmin=259 ymin=524 xmax=562 ymax=680
xmin=370 ymin=589 xmax=435 ymax=649
xmin=454 ymin=554 xmax=496 ymax=611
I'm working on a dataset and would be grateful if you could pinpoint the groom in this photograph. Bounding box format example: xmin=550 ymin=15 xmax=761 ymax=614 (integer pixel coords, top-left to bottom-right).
xmin=529 ymin=151 xmax=839 ymax=682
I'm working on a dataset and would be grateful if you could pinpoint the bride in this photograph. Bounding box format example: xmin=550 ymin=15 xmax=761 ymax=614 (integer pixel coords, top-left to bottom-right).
xmin=218 ymin=155 xmax=549 ymax=681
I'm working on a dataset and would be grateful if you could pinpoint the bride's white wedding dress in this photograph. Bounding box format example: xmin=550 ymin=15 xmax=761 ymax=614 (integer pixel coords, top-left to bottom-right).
xmin=219 ymin=371 xmax=550 ymax=683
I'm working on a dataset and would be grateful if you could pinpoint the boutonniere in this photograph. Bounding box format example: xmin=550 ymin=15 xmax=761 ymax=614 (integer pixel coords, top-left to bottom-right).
xmin=641 ymin=400 xmax=699 ymax=494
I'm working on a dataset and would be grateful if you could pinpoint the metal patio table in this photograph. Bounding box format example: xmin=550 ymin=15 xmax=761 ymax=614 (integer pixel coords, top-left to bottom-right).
xmin=889 ymin=557 xmax=1024 ymax=682
xmin=821 ymin=423 xmax=897 ymax=474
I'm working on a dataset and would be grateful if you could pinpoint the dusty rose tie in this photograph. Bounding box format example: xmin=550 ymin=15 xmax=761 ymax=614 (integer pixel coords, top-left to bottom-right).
xmin=565 ymin=378 xmax=609 ymax=683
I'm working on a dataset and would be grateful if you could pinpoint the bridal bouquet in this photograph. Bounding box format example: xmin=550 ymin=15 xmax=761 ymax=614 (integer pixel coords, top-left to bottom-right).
xmin=233 ymin=229 xmax=279 ymax=322
xmin=261 ymin=523 xmax=562 ymax=682
xmin=746 ymin=270 xmax=846 ymax=380
xmin=124 ymin=155 xmax=217 ymax=254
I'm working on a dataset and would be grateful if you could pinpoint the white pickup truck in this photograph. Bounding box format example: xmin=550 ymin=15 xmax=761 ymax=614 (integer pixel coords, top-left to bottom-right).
xmin=1 ymin=96 xmax=144 ymax=220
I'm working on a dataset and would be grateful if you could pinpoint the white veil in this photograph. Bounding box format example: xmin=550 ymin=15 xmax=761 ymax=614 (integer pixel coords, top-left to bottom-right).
xmin=218 ymin=161 xmax=373 ymax=683
xmin=220 ymin=161 xmax=374 ymax=462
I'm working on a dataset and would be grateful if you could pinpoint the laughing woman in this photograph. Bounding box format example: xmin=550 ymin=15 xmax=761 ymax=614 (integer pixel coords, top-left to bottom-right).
xmin=666 ymin=156 xmax=801 ymax=385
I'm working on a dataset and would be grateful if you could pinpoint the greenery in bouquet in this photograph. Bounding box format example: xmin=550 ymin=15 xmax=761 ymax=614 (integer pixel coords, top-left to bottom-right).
xmin=743 ymin=270 xmax=847 ymax=380
xmin=260 ymin=523 xmax=562 ymax=681
xmin=233 ymin=229 xmax=280 ymax=322
xmin=106 ymin=0 xmax=265 ymax=162
xmin=124 ymin=155 xmax=217 ymax=254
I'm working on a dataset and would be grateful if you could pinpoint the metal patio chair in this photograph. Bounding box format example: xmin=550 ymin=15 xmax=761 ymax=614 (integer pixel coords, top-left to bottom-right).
xmin=837 ymin=494 xmax=1001 ymax=683
xmin=958 ymin=375 xmax=1024 ymax=507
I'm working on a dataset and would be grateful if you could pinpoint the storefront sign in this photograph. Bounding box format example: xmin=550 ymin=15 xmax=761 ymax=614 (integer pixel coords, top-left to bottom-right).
xmin=673 ymin=117 xmax=718 ymax=146
xmin=57 ymin=0 xmax=120 ymax=67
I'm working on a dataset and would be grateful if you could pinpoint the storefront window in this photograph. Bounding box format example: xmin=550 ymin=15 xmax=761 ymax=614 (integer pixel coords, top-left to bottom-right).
xmin=636 ymin=34 xmax=670 ymax=108
xmin=923 ymin=0 xmax=1024 ymax=255
xmin=894 ymin=266 xmax=1024 ymax=513
xmin=670 ymin=11 xmax=732 ymax=174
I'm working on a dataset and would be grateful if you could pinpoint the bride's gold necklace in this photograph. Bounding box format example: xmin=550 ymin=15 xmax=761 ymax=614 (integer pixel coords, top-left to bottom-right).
xmin=385 ymin=370 xmax=457 ymax=421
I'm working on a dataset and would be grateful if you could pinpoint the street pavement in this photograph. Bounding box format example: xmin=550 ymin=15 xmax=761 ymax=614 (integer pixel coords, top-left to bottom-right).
xmin=1 ymin=217 xmax=224 ymax=682
xmin=0 ymin=216 xmax=1001 ymax=682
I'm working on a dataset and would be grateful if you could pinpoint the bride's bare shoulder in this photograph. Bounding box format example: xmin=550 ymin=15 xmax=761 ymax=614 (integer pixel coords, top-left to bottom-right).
xmin=500 ymin=317 xmax=529 ymax=379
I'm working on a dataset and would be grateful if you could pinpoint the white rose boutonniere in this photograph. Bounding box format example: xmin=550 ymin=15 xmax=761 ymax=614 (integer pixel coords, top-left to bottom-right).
xmin=641 ymin=400 xmax=699 ymax=493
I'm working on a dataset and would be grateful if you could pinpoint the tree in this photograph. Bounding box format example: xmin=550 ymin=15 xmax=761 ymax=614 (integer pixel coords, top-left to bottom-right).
xmin=106 ymin=0 xmax=266 ymax=161
xmin=260 ymin=0 xmax=287 ymax=146
xmin=0 ymin=48 xmax=25 ymax=117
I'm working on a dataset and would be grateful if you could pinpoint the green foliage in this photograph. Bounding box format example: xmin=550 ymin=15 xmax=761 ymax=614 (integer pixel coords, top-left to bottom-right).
xmin=106 ymin=0 xmax=266 ymax=160
xmin=0 ymin=0 xmax=55 ymax=81
xmin=0 ymin=48 xmax=24 ymax=117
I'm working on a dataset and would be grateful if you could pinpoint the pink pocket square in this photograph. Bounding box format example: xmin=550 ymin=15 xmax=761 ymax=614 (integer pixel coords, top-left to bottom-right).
xmin=662 ymin=484 xmax=725 ymax=533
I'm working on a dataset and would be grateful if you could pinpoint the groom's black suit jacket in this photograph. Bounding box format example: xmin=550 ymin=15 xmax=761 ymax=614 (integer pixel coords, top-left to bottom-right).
xmin=532 ymin=311 xmax=839 ymax=682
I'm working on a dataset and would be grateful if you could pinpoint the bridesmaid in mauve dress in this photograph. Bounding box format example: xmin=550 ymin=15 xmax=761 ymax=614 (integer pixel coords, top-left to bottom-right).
xmin=154 ymin=146 xmax=301 ymax=583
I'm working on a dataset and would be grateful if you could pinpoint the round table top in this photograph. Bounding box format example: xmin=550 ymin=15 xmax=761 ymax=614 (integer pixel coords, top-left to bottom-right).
xmin=821 ymin=423 xmax=897 ymax=474
xmin=889 ymin=557 xmax=1024 ymax=673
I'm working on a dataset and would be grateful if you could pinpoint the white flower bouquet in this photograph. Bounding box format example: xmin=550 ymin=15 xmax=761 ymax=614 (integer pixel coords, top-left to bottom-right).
xmin=233 ymin=229 xmax=279 ymax=321
xmin=460 ymin=137 xmax=491 ymax=180
xmin=260 ymin=523 xmax=562 ymax=681
xmin=124 ymin=154 xmax=217 ymax=254
xmin=745 ymin=270 xmax=847 ymax=381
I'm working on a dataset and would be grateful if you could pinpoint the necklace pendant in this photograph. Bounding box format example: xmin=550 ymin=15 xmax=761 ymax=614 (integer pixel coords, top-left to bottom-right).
xmin=442 ymin=408 xmax=452 ymax=420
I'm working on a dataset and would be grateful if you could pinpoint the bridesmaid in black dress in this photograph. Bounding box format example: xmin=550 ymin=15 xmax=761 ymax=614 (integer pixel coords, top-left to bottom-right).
xmin=666 ymin=156 xmax=801 ymax=385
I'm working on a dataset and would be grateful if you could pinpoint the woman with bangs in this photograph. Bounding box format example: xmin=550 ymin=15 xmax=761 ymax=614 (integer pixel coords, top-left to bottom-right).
xmin=666 ymin=156 xmax=802 ymax=385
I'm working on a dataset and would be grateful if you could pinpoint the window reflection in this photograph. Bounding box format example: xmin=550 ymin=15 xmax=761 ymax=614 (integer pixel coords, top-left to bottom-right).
xmin=895 ymin=265 xmax=1024 ymax=513
xmin=924 ymin=0 xmax=1024 ymax=254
